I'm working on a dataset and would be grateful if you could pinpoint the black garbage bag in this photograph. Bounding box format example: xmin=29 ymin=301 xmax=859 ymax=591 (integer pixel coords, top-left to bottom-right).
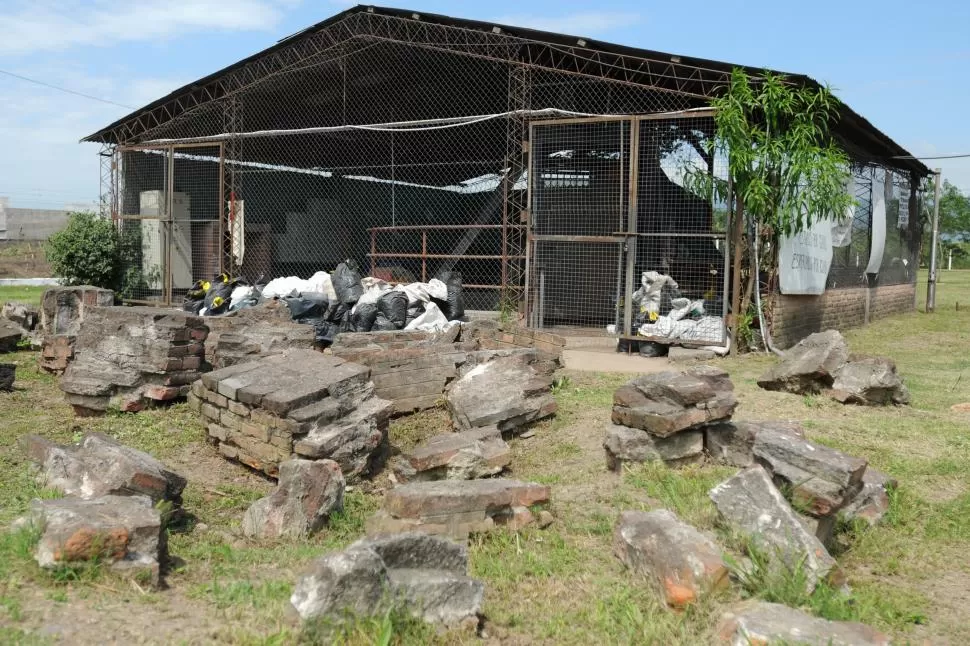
xmin=434 ymin=271 xmax=466 ymax=321
xmin=337 ymin=310 xmax=356 ymax=334
xmin=284 ymin=294 xmax=328 ymax=320
xmin=332 ymin=260 xmax=364 ymax=305
xmin=300 ymin=318 xmax=336 ymax=346
xmin=638 ymin=341 xmax=668 ymax=358
xmin=325 ymin=301 xmax=349 ymax=323
xmin=372 ymin=313 xmax=398 ymax=331
xmin=186 ymin=279 xmax=210 ymax=301
xmin=352 ymin=302 xmax=379 ymax=333
xmin=378 ymin=290 xmax=408 ymax=329
xmin=183 ymin=297 xmax=205 ymax=315
xmin=204 ymin=281 xmax=234 ymax=315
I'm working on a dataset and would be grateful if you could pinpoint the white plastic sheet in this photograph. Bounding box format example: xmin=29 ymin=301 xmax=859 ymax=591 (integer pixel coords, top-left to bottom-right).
xmin=404 ymin=301 xmax=451 ymax=331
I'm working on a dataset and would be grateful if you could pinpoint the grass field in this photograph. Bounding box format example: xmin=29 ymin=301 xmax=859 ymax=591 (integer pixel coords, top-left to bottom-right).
xmin=1 ymin=272 xmax=969 ymax=644
xmin=0 ymin=286 xmax=46 ymax=307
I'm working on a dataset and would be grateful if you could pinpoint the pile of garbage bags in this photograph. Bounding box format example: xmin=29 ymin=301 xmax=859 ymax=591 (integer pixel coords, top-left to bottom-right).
xmin=183 ymin=273 xmax=260 ymax=316
xmin=183 ymin=260 xmax=466 ymax=346
xmin=629 ymin=271 xmax=725 ymax=344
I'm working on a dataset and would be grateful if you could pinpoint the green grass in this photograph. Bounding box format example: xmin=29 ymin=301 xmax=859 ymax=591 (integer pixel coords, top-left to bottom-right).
xmin=2 ymin=272 xmax=970 ymax=643
xmin=0 ymin=285 xmax=46 ymax=306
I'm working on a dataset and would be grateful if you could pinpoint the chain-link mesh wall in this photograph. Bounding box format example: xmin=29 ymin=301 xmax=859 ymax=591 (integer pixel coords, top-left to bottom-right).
xmin=104 ymin=20 xmax=692 ymax=308
xmin=529 ymin=114 xmax=729 ymax=344
xmin=828 ymin=164 xmax=921 ymax=289
xmin=116 ymin=145 xmax=223 ymax=303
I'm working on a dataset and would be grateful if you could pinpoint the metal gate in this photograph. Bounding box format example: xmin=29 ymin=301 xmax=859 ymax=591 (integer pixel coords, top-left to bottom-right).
xmin=527 ymin=111 xmax=730 ymax=345
xmin=114 ymin=144 xmax=225 ymax=305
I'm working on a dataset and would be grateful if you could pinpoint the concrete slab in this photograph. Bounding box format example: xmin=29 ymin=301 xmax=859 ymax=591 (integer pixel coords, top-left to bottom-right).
xmin=562 ymin=349 xmax=669 ymax=374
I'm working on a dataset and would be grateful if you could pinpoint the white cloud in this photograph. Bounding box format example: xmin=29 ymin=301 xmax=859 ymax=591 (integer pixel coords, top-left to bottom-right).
xmin=0 ymin=0 xmax=300 ymax=56
xmin=0 ymin=63 xmax=190 ymax=208
xmin=492 ymin=11 xmax=641 ymax=36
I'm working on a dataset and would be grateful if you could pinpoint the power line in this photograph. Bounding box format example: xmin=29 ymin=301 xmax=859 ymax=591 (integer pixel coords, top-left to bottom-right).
xmin=892 ymin=153 xmax=970 ymax=160
xmin=0 ymin=68 xmax=133 ymax=110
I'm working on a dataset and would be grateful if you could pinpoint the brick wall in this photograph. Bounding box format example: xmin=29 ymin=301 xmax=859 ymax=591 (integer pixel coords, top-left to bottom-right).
xmin=771 ymin=282 xmax=916 ymax=349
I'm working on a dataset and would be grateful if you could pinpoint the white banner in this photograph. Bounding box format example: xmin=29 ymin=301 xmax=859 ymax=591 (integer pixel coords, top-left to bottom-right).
xmin=779 ymin=214 xmax=834 ymax=295
xmin=866 ymin=170 xmax=887 ymax=274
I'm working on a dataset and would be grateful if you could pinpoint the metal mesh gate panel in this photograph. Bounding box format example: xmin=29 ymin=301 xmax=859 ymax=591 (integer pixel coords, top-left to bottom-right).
xmin=528 ymin=112 xmax=729 ymax=345
xmin=116 ymin=144 xmax=223 ymax=304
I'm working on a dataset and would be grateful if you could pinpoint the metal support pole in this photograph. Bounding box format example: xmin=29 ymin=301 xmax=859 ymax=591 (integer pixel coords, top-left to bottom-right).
xmin=927 ymin=168 xmax=942 ymax=312
xmin=421 ymin=231 xmax=427 ymax=283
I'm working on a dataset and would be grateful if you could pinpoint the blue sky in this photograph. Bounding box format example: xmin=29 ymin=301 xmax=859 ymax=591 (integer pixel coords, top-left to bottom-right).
xmin=1 ymin=0 xmax=967 ymax=209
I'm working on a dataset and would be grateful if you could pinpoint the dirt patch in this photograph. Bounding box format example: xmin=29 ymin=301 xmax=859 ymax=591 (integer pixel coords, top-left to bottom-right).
xmin=0 ymin=241 xmax=50 ymax=279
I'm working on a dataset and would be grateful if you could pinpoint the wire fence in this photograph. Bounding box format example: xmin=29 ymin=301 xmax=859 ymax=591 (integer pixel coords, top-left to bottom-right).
xmin=98 ymin=10 xmax=923 ymax=339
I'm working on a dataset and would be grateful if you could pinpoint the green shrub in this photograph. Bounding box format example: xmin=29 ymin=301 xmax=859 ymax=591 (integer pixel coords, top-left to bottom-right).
xmin=46 ymin=211 xmax=121 ymax=289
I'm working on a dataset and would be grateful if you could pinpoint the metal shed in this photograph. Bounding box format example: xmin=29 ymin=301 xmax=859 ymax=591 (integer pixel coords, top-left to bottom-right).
xmin=83 ymin=5 xmax=930 ymax=342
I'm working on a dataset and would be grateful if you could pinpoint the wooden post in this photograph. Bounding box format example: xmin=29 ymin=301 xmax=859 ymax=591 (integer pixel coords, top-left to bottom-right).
xmin=730 ymin=194 xmax=745 ymax=336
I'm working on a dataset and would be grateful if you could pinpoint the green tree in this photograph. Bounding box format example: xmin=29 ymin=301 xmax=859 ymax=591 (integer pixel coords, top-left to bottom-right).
xmin=686 ymin=68 xmax=854 ymax=351
xmin=46 ymin=211 xmax=121 ymax=289
xmin=920 ymin=179 xmax=970 ymax=267
xmin=693 ymin=68 xmax=853 ymax=235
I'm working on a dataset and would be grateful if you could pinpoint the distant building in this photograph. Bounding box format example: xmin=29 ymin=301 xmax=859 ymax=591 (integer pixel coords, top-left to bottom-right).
xmin=0 ymin=197 xmax=85 ymax=241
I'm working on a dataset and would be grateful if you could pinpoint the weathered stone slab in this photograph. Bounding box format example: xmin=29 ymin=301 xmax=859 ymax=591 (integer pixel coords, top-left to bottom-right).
xmin=705 ymin=420 xmax=806 ymax=468
xmin=758 ymin=329 xmax=849 ymax=394
xmin=292 ymin=396 xmax=392 ymax=480
xmin=831 ymin=356 xmax=910 ymax=406
xmin=612 ymin=366 xmax=737 ymax=438
xmin=840 ymin=467 xmax=897 ymax=527
xmin=387 ymin=568 xmax=483 ymax=626
xmin=24 ymin=433 xmax=186 ymax=505
xmin=2 ymin=301 xmax=39 ymax=332
xmin=59 ymin=306 xmax=207 ymax=414
xmin=614 ymin=509 xmax=728 ymax=607
xmin=753 ymin=428 xmax=867 ymax=517
xmin=291 ymin=533 xmax=482 ymax=629
xmin=27 ymin=494 xmax=163 ymax=585
xmin=604 ymin=425 xmax=703 ymax=470
xmin=0 ymin=320 xmax=22 ymax=353
xmin=198 ymin=350 xmax=390 ymax=480
xmin=40 ymin=286 xmax=114 ymax=337
xmin=394 ymin=427 xmax=510 ymax=482
xmin=446 ymin=354 xmax=556 ymax=433
xmin=709 ymin=465 xmax=837 ymax=591
xmin=716 ymin=601 xmax=890 ymax=645
xmin=242 ymin=459 xmax=345 ymax=539
xmin=0 ymin=363 xmax=14 ymax=391
xmin=368 ymin=478 xmax=551 ymax=539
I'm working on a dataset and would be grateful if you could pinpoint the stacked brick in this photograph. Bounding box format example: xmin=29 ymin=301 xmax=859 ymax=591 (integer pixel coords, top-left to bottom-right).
xmin=203 ymin=300 xmax=316 ymax=369
xmin=604 ymin=366 xmax=738 ymax=469
xmin=188 ymin=350 xmax=392 ymax=480
xmin=60 ymin=306 xmax=208 ymax=415
xmin=38 ymin=286 xmax=114 ymax=373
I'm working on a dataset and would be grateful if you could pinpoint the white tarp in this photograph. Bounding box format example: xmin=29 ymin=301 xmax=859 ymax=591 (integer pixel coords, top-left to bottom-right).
xmin=866 ymin=170 xmax=887 ymax=274
xmin=779 ymin=214 xmax=834 ymax=295
xmin=831 ymin=176 xmax=854 ymax=248
xmin=229 ymin=199 xmax=245 ymax=266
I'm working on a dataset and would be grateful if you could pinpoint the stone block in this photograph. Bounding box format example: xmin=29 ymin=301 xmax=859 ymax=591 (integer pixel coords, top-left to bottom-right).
xmin=716 ymin=601 xmax=890 ymax=645
xmin=709 ymin=465 xmax=837 ymax=591
xmin=604 ymin=425 xmax=703 ymax=470
xmin=612 ymin=366 xmax=736 ymax=437
xmin=614 ymin=509 xmax=728 ymax=607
